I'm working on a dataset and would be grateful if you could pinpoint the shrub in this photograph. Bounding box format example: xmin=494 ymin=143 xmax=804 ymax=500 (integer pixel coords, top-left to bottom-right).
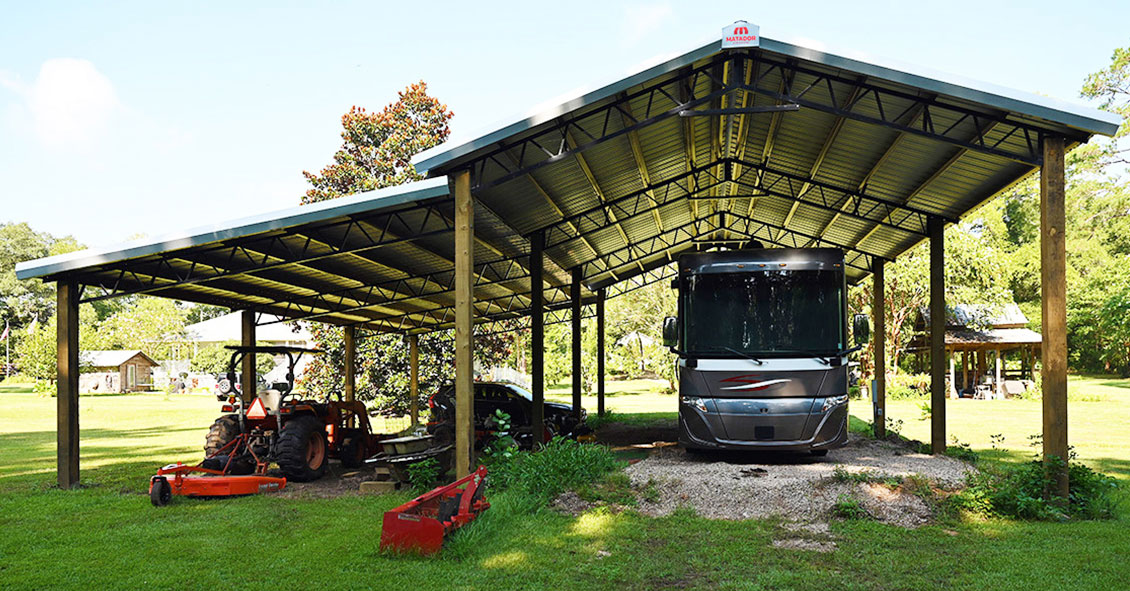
xmin=479 ymin=409 xmax=519 ymax=470
xmin=831 ymin=494 xmax=870 ymax=519
xmin=953 ymin=459 xmax=1119 ymax=521
xmin=831 ymin=466 xmax=901 ymax=487
xmin=584 ymin=410 xmax=620 ymax=431
xmin=406 ymin=457 xmax=442 ymax=492
xmin=487 ymin=437 xmax=621 ymax=503
xmin=887 ymin=373 xmax=930 ymax=400
xmin=945 ymin=440 xmax=979 ymax=464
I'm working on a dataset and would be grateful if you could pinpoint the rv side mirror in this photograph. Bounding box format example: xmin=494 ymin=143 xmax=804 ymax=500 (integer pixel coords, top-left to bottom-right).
xmin=853 ymin=314 xmax=870 ymax=346
xmin=662 ymin=316 xmax=678 ymax=348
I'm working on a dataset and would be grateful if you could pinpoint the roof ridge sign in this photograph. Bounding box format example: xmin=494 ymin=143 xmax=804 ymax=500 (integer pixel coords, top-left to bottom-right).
xmin=722 ymin=21 xmax=759 ymax=49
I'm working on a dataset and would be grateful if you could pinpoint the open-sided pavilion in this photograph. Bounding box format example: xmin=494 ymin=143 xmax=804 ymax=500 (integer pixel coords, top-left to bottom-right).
xmin=17 ymin=24 xmax=1119 ymax=497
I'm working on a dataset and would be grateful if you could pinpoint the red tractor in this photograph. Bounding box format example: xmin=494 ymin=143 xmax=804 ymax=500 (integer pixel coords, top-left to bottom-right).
xmin=206 ymin=346 xmax=385 ymax=482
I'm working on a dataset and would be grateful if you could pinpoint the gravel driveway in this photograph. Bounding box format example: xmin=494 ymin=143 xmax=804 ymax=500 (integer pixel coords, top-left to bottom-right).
xmin=621 ymin=432 xmax=974 ymax=528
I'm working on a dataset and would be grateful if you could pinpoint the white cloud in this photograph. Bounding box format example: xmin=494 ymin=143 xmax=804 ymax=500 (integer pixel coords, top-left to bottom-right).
xmin=621 ymin=2 xmax=674 ymax=46
xmin=0 ymin=58 xmax=120 ymax=149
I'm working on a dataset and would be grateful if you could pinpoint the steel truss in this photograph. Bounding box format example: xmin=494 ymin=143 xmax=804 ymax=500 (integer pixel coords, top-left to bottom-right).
xmin=473 ymin=303 xmax=597 ymax=337
xmin=534 ymin=155 xmax=949 ymax=268
xmin=440 ymin=51 xmax=1063 ymax=202
xmin=78 ymin=203 xmax=455 ymax=303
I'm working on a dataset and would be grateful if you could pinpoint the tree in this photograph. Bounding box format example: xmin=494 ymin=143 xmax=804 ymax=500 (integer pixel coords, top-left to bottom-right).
xmin=98 ymin=297 xmax=186 ymax=359
xmin=850 ymin=213 xmax=1017 ymax=380
xmin=1082 ymin=45 xmax=1130 ymax=166
xmin=298 ymin=82 xmax=514 ymax=410
xmin=0 ymin=223 xmax=82 ymax=342
xmin=182 ymin=303 xmax=228 ymax=326
xmin=301 ymin=82 xmax=453 ymax=204
xmin=14 ymin=304 xmax=100 ymax=384
xmin=300 ymin=324 xmax=512 ymax=414
xmin=191 ymin=341 xmax=277 ymax=377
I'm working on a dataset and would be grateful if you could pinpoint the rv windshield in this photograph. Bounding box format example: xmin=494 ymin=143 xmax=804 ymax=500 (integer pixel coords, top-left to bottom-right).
xmin=684 ymin=269 xmax=844 ymax=356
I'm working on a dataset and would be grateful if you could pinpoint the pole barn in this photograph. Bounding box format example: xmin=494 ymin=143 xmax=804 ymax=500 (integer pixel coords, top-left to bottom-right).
xmin=18 ymin=25 xmax=1118 ymax=498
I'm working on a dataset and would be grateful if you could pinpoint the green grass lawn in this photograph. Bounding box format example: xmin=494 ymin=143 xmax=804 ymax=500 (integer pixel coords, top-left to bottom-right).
xmin=0 ymin=378 xmax=1127 ymax=590
xmin=880 ymin=375 xmax=1130 ymax=484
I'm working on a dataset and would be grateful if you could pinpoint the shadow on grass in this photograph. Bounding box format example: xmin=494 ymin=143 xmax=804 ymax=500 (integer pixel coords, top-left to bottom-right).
xmin=0 ymin=426 xmax=208 ymax=493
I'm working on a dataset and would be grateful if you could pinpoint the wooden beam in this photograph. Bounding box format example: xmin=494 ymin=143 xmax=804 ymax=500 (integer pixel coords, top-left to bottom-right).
xmin=929 ymin=217 xmax=946 ymax=454
xmin=453 ymin=170 xmax=475 ymax=478
xmin=241 ymin=310 xmax=255 ymax=404
xmin=1041 ymin=134 xmax=1069 ymax=500
xmin=571 ymin=266 xmax=583 ymax=420
xmin=56 ymin=280 xmax=79 ymax=489
xmin=530 ymin=230 xmax=546 ymax=445
xmin=409 ymin=334 xmax=419 ymax=425
xmin=597 ymin=288 xmax=606 ymax=417
xmin=343 ymin=326 xmax=356 ymax=403
xmin=873 ymin=261 xmax=886 ymax=438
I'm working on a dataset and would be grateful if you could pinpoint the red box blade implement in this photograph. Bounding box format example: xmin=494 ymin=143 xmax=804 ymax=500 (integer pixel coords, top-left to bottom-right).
xmin=380 ymin=466 xmax=490 ymax=555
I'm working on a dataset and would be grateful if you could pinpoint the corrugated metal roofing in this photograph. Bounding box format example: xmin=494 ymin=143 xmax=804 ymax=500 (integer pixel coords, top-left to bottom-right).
xmin=16 ymin=29 xmax=1120 ymax=334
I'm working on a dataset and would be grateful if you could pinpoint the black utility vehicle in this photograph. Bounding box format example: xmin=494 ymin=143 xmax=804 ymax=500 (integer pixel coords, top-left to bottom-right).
xmin=426 ymin=382 xmax=590 ymax=448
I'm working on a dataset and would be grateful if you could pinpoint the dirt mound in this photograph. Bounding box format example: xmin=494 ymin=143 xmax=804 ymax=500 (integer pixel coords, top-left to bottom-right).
xmin=276 ymin=463 xmax=389 ymax=499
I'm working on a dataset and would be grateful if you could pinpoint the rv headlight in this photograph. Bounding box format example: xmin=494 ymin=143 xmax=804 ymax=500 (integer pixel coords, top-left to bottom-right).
xmin=682 ymin=396 xmax=708 ymax=413
xmin=821 ymin=394 xmax=849 ymax=413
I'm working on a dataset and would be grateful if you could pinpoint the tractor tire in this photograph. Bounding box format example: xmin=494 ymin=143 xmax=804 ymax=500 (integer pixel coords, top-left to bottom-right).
xmin=150 ymin=477 xmax=171 ymax=507
xmin=204 ymin=415 xmax=241 ymax=457
xmin=340 ymin=435 xmax=367 ymax=469
xmin=276 ymin=415 xmax=328 ymax=482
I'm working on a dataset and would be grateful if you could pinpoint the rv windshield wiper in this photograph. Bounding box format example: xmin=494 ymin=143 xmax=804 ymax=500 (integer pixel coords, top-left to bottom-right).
xmin=790 ymin=345 xmax=864 ymax=365
xmin=722 ymin=346 xmax=764 ymax=365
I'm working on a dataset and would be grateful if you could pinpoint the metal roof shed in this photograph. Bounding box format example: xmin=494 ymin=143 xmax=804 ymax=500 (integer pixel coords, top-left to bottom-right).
xmin=18 ymin=25 xmax=1117 ymax=493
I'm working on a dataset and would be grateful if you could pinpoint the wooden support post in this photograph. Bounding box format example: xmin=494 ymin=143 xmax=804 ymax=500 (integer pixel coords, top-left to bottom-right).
xmin=409 ymin=334 xmax=420 ymax=426
xmin=1041 ymin=134 xmax=1069 ymax=499
xmin=597 ymin=288 xmax=606 ymax=417
xmin=453 ymin=170 xmax=475 ymax=478
xmin=241 ymin=310 xmax=256 ymax=403
xmin=56 ymin=280 xmax=80 ymax=489
xmin=929 ymin=216 xmax=946 ymax=455
xmin=530 ymin=231 xmax=545 ymax=445
xmin=873 ymin=260 xmax=886 ymax=438
xmin=995 ymin=349 xmax=1002 ymax=399
xmin=344 ymin=326 xmax=356 ymax=403
xmin=949 ymin=352 xmax=956 ymax=399
xmin=571 ymin=267 xmax=583 ymax=421
xmin=962 ymin=350 xmax=969 ymax=394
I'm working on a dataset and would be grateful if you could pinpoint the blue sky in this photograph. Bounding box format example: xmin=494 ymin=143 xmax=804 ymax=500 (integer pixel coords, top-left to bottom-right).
xmin=1 ymin=0 xmax=1125 ymax=248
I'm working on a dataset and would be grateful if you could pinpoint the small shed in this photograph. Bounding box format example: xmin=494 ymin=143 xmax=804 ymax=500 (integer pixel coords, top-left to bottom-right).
xmin=79 ymin=351 xmax=159 ymax=393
